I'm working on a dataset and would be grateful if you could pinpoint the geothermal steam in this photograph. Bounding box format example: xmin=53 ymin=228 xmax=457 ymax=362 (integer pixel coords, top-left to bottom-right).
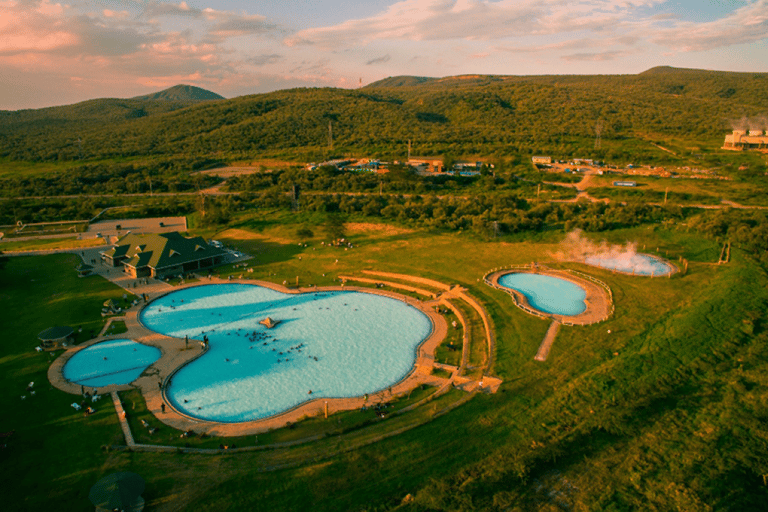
xmin=553 ymin=230 xmax=672 ymax=276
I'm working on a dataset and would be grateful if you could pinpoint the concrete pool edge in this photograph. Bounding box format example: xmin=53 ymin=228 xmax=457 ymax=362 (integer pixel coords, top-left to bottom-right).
xmin=48 ymin=335 xmax=156 ymax=396
xmin=48 ymin=279 xmax=450 ymax=437
xmin=484 ymin=265 xmax=614 ymax=325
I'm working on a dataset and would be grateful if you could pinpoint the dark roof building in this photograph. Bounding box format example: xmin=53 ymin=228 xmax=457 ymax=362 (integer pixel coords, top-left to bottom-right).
xmin=101 ymin=232 xmax=227 ymax=278
xmin=38 ymin=325 xmax=73 ymax=349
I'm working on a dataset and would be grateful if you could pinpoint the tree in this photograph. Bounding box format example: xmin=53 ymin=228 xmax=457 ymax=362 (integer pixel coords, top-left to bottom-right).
xmin=325 ymin=214 xmax=346 ymax=242
xmin=386 ymin=164 xmax=417 ymax=182
xmin=296 ymin=227 xmax=314 ymax=240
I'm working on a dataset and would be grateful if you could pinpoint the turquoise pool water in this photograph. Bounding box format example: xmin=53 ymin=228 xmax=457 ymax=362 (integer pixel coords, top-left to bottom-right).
xmin=498 ymin=273 xmax=587 ymax=316
xmin=63 ymin=339 xmax=161 ymax=387
xmin=584 ymin=253 xmax=674 ymax=276
xmin=139 ymin=283 xmax=432 ymax=422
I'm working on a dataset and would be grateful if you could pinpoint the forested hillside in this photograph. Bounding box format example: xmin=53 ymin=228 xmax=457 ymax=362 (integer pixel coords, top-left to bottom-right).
xmin=131 ymin=84 xmax=225 ymax=102
xmin=1 ymin=67 xmax=767 ymax=164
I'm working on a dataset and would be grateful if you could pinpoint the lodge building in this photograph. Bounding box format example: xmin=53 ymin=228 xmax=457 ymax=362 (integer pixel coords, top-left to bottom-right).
xmin=101 ymin=232 xmax=227 ymax=278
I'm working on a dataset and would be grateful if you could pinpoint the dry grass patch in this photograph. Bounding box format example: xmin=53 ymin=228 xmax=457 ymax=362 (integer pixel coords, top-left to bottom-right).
xmin=217 ymin=228 xmax=294 ymax=245
xmin=346 ymin=222 xmax=415 ymax=237
xmin=217 ymin=228 xmax=263 ymax=240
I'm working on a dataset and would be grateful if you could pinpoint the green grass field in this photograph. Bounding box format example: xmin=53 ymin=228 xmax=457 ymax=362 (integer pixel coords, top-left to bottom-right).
xmin=586 ymin=173 xmax=768 ymax=206
xmin=2 ymin=214 xmax=767 ymax=511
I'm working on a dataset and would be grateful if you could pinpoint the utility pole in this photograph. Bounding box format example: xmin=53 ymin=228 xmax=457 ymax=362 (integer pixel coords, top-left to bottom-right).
xmin=594 ymin=120 xmax=603 ymax=150
xmin=664 ymin=187 xmax=669 ymax=204
xmin=328 ymin=121 xmax=333 ymax=152
xmin=147 ymin=176 xmax=153 ymax=196
xmin=407 ymin=139 xmax=411 ymax=161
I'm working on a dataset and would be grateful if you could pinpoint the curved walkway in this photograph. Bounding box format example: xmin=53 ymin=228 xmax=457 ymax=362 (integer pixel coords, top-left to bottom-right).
xmin=352 ymin=271 xmax=499 ymax=387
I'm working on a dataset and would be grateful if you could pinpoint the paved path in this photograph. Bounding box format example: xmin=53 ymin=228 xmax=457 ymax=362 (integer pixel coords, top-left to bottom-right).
xmin=337 ymin=275 xmax=437 ymax=298
xmin=535 ymin=320 xmax=561 ymax=362
xmin=361 ymin=270 xmax=452 ymax=291
xmin=112 ymin=392 xmax=136 ymax=446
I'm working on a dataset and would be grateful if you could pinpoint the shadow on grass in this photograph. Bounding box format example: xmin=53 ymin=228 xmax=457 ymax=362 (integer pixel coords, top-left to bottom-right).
xmin=220 ymin=240 xmax=303 ymax=268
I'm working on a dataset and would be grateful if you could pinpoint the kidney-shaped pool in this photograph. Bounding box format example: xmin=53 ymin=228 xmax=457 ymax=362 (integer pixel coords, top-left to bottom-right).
xmin=497 ymin=273 xmax=587 ymax=316
xmin=140 ymin=283 xmax=433 ymax=422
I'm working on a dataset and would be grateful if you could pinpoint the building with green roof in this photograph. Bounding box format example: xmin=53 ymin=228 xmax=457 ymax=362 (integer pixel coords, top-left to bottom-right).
xmin=100 ymin=232 xmax=227 ymax=279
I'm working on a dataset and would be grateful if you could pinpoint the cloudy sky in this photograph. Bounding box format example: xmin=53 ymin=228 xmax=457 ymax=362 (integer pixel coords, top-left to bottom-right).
xmin=2 ymin=0 xmax=767 ymax=110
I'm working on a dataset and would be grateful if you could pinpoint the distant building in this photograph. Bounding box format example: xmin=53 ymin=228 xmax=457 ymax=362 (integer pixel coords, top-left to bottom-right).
xmin=408 ymin=156 xmax=445 ymax=173
xmin=306 ymin=159 xmax=354 ymax=171
xmin=342 ymin=159 xmax=380 ymax=172
xmin=723 ymin=130 xmax=768 ymax=151
xmin=453 ymin=161 xmax=484 ymax=172
xmin=101 ymin=232 xmax=227 ymax=279
xmin=531 ymin=156 xmax=552 ymax=164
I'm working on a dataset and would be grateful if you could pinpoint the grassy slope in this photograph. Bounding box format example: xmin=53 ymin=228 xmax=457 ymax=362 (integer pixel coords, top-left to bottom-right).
xmin=3 ymin=68 xmax=768 ymax=166
xmin=1 ymin=220 xmax=767 ymax=511
xmin=0 ymin=254 xmax=136 ymax=510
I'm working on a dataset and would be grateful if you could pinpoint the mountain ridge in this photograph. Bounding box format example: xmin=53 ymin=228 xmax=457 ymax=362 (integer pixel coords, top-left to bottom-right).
xmin=131 ymin=84 xmax=225 ymax=102
xmin=2 ymin=67 xmax=768 ymax=163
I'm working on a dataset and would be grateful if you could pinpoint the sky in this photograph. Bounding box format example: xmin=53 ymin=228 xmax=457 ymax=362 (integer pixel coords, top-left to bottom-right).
xmin=1 ymin=0 xmax=767 ymax=110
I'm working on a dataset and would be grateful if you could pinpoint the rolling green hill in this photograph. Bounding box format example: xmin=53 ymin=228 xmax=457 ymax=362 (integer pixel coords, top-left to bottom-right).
xmin=1 ymin=67 xmax=767 ymax=165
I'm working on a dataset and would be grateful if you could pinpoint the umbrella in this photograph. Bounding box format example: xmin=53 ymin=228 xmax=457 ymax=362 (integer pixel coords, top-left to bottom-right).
xmin=89 ymin=472 xmax=145 ymax=511
xmin=103 ymin=299 xmax=118 ymax=309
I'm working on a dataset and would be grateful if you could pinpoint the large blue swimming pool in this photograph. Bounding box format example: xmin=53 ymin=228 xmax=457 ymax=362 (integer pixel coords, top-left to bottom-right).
xmin=140 ymin=284 xmax=432 ymax=422
xmin=63 ymin=339 xmax=161 ymax=387
xmin=498 ymin=273 xmax=587 ymax=316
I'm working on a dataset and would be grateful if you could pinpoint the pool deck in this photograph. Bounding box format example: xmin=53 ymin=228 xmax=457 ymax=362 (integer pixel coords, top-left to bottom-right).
xmin=486 ymin=267 xmax=613 ymax=326
xmin=49 ymin=277 xmax=457 ymax=437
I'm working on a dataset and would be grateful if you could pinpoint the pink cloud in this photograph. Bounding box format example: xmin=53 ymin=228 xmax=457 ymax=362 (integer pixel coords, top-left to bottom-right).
xmin=103 ymin=9 xmax=130 ymax=20
xmin=0 ymin=1 xmax=77 ymax=54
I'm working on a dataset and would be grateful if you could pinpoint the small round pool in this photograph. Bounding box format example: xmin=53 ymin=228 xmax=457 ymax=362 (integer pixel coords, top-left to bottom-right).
xmin=63 ymin=339 xmax=161 ymax=387
xmin=498 ymin=273 xmax=587 ymax=316
xmin=140 ymin=283 xmax=433 ymax=422
xmin=584 ymin=253 xmax=674 ymax=276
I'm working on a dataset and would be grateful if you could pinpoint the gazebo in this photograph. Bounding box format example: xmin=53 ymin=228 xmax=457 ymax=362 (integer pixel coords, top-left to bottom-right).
xmin=89 ymin=472 xmax=145 ymax=512
xmin=37 ymin=326 xmax=73 ymax=350
xmin=103 ymin=299 xmax=121 ymax=314
xmin=76 ymin=263 xmax=93 ymax=277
